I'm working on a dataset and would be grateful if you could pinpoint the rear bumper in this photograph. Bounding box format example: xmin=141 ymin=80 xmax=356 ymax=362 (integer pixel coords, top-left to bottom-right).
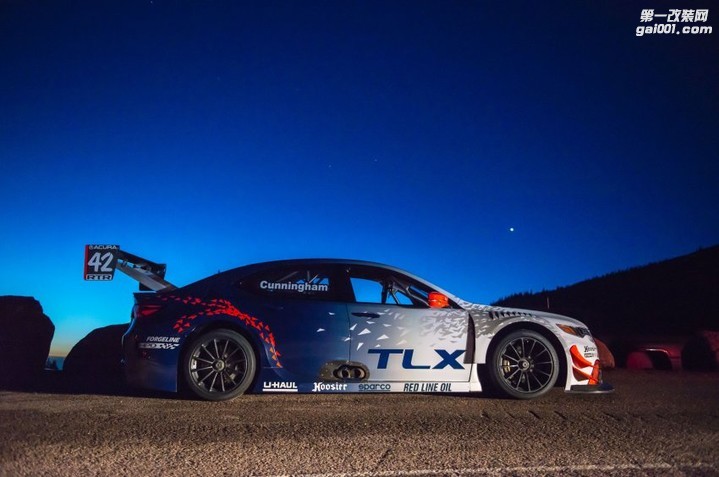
xmin=567 ymin=382 xmax=615 ymax=394
xmin=122 ymin=324 xmax=181 ymax=393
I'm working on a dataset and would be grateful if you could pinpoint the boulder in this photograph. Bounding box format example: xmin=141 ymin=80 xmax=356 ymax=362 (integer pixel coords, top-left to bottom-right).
xmin=681 ymin=330 xmax=719 ymax=371
xmin=63 ymin=324 xmax=128 ymax=380
xmin=0 ymin=296 xmax=55 ymax=386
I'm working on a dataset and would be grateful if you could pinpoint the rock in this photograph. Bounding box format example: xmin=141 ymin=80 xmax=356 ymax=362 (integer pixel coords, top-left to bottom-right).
xmin=681 ymin=330 xmax=719 ymax=371
xmin=626 ymin=351 xmax=654 ymax=369
xmin=595 ymin=338 xmax=615 ymax=369
xmin=63 ymin=324 xmax=128 ymax=380
xmin=0 ymin=296 xmax=55 ymax=386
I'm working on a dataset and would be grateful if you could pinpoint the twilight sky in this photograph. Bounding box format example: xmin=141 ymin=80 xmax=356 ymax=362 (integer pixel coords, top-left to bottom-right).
xmin=1 ymin=1 xmax=717 ymax=355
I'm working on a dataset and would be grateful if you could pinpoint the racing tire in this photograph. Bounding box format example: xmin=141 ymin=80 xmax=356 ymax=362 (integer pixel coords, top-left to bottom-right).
xmin=487 ymin=330 xmax=559 ymax=400
xmin=182 ymin=329 xmax=256 ymax=401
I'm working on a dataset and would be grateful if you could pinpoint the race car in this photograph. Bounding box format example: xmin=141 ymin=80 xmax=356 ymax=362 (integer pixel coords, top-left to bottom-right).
xmin=84 ymin=245 xmax=613 ymax=401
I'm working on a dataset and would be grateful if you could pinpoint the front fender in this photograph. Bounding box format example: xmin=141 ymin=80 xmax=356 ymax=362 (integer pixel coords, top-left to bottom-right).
xmin=473 ymin=315 xmax=602 ymax=391
xmin=474 ymin=315 xmax=564 ymax=364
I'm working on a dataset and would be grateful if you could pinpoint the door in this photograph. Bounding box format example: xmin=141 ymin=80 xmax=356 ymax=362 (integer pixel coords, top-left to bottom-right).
xmin=237 ymin=264 xmax=349 ymax=380
xmin=345 ymin=265 xmax=472 ymax=382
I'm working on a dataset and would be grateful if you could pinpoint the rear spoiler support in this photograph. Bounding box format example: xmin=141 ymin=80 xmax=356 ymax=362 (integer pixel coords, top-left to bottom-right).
xmin=84 ymin=245 xmax=177 ymax=292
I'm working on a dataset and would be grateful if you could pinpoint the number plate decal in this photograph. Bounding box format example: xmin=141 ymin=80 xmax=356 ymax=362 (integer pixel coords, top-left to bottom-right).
xmin=84 ymin=244 xmax=120 ymax=281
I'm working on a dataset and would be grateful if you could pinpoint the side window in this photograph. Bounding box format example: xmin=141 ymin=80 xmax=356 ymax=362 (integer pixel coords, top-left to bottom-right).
xmin=348 ymin=267 xmax=430 ymax=307
xmin=241 ymin=267 xmax=339 ymax=301
xmin=350 ymin=277 xmax=384 ymax=303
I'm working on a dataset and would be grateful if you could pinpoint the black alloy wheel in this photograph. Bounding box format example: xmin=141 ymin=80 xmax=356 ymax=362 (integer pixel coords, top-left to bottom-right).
xmin=183 ymin=329 xmax=256 ymax=401
xmin=488 ymin=329 xmax=559 ymax=399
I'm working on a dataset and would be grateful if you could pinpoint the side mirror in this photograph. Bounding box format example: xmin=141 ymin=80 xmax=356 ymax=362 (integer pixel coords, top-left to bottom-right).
xmin=428 ymin=292 xmax=449 ymax=308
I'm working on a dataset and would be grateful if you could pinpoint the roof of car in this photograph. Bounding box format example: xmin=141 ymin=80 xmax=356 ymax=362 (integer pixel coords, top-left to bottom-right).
xmin=223 ymin=258 xmax=422 ymax=279
xmin=186 ymin=258 xmax=459 ymax=301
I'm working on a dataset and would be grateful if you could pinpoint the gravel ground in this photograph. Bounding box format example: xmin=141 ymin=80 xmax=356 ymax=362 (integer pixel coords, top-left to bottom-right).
xmin=1 ymin=369 xmax=718 ymax=476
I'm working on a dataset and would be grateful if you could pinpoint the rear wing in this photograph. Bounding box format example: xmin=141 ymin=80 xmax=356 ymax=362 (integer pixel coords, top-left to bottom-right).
xmin=83 ymin=244 xmax=177 ymax=292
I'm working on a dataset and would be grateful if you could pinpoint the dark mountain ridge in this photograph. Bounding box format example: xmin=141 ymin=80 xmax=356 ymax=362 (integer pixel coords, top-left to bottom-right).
xmin=492 ymin=245 xmax=719 ymax=339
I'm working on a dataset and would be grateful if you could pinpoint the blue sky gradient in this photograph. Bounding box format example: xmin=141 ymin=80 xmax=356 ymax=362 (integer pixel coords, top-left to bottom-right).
xmin=1 ymin=1 xmax=717 ymax=355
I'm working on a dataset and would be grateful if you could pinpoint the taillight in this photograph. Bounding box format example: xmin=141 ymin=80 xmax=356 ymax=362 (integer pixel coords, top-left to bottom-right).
xmin=133 ymin=304 xmax=163 ymax=320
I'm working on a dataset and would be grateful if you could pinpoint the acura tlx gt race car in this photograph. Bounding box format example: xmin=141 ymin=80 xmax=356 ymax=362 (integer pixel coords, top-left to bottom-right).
xmin=84 ymin=245 xmax=613 ymax=401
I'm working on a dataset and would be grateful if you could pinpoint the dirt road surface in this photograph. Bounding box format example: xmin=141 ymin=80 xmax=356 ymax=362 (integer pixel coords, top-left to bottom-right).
xmin=1 ymin=369 xmax=718 ymax=476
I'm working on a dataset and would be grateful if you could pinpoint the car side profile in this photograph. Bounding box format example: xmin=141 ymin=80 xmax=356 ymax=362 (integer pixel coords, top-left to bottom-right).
xmin=84 ymin=245 xmax=613 ymax=401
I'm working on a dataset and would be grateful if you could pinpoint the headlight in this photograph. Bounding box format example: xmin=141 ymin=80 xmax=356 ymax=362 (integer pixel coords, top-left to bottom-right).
xmin=557 ymin=324 xmax=592 ymax=338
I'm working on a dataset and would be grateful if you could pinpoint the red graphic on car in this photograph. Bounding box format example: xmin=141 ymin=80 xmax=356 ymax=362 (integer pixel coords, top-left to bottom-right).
xmin=158 ymin=295 xmax=282 ymax=367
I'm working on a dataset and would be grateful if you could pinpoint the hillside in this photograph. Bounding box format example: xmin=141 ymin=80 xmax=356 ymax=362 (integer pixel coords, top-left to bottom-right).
xmin=492 ymin=245 xmax=719 ymax=339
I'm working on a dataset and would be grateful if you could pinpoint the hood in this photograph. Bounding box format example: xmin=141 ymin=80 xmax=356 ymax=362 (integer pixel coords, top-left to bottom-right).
xmin=457 ymin=300 xmax=588 ymax=328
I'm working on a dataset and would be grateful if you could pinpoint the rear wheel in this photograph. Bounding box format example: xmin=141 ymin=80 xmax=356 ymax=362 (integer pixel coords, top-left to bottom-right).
xmin=488 ymin=330 xmax=559 ymax=399
xmin=183 ymin=329 xmax=256 ymax=401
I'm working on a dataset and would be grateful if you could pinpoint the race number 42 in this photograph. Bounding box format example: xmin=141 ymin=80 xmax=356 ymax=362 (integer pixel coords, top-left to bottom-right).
xmin=84 ymin=245 xmax=120 ymax=281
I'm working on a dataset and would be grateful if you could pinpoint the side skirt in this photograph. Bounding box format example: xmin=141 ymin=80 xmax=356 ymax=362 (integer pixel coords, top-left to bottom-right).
xmin=256 ymin=364 xmax=484 ymax=394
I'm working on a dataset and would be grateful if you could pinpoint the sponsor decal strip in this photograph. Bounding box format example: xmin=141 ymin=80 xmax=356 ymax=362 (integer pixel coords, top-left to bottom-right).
xmin=262 ymin=382 xmax=298 ymax=393
xmin=303 ymin=382 xmax=472 ymax=393
xmin=138 ymin=335 xmax=181 ymax=350
xmin=570 ymin=345 xmax=601 ymax=385
xmin=259 ymin=280 xmax=329 ymax=293
xmin=139 ymin=342 xmax=179 ymax=350
xmin=312 ymin=382 xmax=349 ymax=392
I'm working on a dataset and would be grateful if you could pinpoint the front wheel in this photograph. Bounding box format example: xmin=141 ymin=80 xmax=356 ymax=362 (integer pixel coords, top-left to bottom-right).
xmin=183 ymin=329 xmax=256 ymax=401
xmin=487 ymin=330 xmax=559 ymax=399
